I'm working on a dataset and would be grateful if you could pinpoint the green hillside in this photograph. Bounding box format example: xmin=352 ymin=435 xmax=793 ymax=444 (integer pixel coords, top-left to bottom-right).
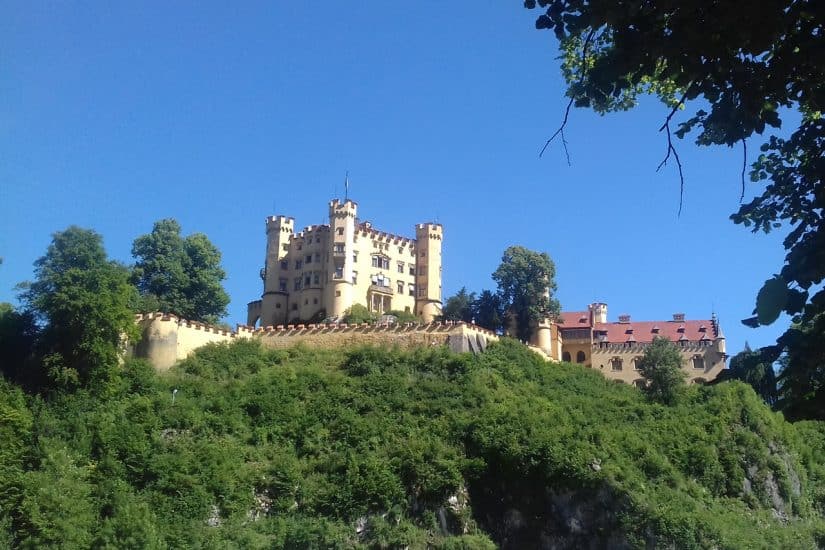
xmin=1 ymin=339 xmax=824 ymax=548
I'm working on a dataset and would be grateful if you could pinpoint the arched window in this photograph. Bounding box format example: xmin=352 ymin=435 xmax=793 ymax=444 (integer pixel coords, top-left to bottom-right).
xmin=576 ymin=351 xmax=586 ymax=363
xmin=562 ymin=351 xmax=571 ymax=362
xmin=692 ymin=356 xmax=704 ymax=370
xmin=633 ymin=356 xmax=644 ymax=370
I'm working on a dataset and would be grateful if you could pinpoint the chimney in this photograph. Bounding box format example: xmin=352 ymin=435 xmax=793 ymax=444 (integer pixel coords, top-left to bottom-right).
xmin=673 ymin=313 xmax=685 ymax=322
xmin=618 ymin=314 xmax=631 ymax=323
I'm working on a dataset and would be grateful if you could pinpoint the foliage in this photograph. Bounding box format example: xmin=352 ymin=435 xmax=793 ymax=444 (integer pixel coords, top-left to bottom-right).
xmin=636 ymin=337 xmax=686 ymax=405
xmin=723 ymin=344 xmax=778 ymax=407
xmin=471 ymin=290 xmax=505 ymax=333
xmin=524 ymin=0 xmax=825 ymax=419
xmin=387 ymin=309 xmax=420 ymax=323
xmin=17 ymin=227 xmax=139 ymax=389
xmin=1 ymin=339 xmax=824 ymax=547
xmin=0 ymin=303 xmax=39 ymax=386
xmin=775 ymin=313 xmax=825 ymax=421
xmin=442 ymin=287 xmax=476 ymax=322
xmin=131 ymin=219 xmax=229 ymax=324
xmin=492 ymin=246 xmax=560 ymax=341
xmin=342 ymin=303 xmax=377 ymax=324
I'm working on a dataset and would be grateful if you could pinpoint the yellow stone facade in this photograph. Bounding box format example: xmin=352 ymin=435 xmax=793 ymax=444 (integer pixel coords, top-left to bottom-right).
xmin=552 ymin=303 xmax=727 ymax=385
xmin=248 ymin=199 xmax=443 ymax=327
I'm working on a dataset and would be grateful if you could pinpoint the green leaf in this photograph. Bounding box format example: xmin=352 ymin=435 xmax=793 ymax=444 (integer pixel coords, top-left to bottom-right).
xmin=755 ymin=276 xmax=787 ymax=326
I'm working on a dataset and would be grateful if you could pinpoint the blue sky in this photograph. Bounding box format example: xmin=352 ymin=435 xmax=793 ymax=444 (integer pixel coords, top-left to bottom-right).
xmin=1 ymin=2 xmax=791 ymax=354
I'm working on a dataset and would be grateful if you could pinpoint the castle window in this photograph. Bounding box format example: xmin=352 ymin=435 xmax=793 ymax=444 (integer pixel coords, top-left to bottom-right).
xmin=304 ymin=275 xmax=311 ymax=287
xmin=397 ymin=261 xmax=404 ymax=273
xmin=297 ymin=244 xmax=302 ymax=251
xmin=562 ymin=351 xmax=571 ymax=362
xmin=353 ymin=252 xmax=358 ymax=263
xmin=304 ymin=299 xmax=308 ymax=305
xmin=316 ymin=237 xmax=321 ymax=243
xmin=371 ymin=255 xmax=389 ymax=269
xmin=335 ymin=290 xmax=341 ymax=297
xmin=633 ymin=357 xmax=643 ymax=370
xmin=295 ymin=260 xmax=302 ymax=270
xmin=334 ymin=266 xmax=343 ymax=279
xmin=693 ymin=356 xmax=704 ymax=370
xmin=313 ymin=298 xmax=318 ymax=305
xmin=418 ymin=286 xmax=427 ymax=297
xmin=334 ymin=243 xmax=345 ymax=254
xmin=634 ymin=379 xmax=646 ymax=389
xmin=337 ymin=227 xmax=344 ymax=235
xmin=292 ymin=303 xmax=298 ymax=311
xmin=278 ymin=278 xmax=287 ymax=292
xmin=576 ymin=351 xmax=586 ymax=363
xmin=409 ymin=264 xmax=416 ymax=276
xmin=294 ymin=278 xmax=302 ymax=291
xmin=282 ymin=244 xmax=288 ymax=251
xmin=314 ymin=253 xmax=320 ymax=263
xmin=397 ymin=281 xmax=404 ymax=293
xmin=611 ymin=357 xmax=623 ymax=371
xmin=280 ymin=260 xmax=288 ymax=270
xmin=305 ymin=254 xmax=312 ymax=264
xmin=313 ymin=272 xmax=320 ymax=285
xmin=352 ymin=271 xmax=358 ymax=284
xmin=409 ymin=283 xmax=415 ymax=296
xmin=275 ymin=303 xmax=281 ymax=309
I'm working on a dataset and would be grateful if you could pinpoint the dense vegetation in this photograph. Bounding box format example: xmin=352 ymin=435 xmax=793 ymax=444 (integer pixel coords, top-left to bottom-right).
xmin=1 ymin=339 xmax=824 ymax=548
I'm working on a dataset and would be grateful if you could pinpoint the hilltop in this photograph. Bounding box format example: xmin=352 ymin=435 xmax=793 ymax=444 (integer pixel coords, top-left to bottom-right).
xmin=1 ymin=339 xmax=824 ymax=548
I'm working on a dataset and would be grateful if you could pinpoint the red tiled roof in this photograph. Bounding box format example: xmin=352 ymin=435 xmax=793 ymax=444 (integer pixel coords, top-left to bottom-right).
xmin=592 ymin=320 xmax=716 ymax=343
xmin=558 ymin=311 xmax=591 ymax=328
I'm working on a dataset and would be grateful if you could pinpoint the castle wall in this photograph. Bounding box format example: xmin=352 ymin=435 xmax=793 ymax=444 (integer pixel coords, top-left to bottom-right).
xmin=132 ymin=313 xmax=498 ymax=370
xmin=588 ymin=341 xmax=726 ymax=385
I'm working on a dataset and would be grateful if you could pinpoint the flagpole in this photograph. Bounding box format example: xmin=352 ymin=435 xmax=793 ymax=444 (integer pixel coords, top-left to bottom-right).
xmin=344 ymin=171 xmax=349 ymax=201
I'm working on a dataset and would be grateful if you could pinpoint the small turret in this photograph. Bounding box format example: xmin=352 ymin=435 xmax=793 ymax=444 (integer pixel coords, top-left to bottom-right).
xmin=326 ymin=199 xmax=358 ymax=318
xmin=589 ymin=302 xmax=608 ymax=324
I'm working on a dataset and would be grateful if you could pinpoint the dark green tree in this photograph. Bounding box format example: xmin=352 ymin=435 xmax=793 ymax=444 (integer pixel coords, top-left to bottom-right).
xmin=19 ymin=226 xmax=139 ymax=389
xmin=131 ymin=219 xmax=229 ymax=323
xmin=773 ymin=314 xmax=825 ymax=421
xmin=0 ymin=303 xmax=39 ymax=385
xmin=524 ymin=0 xmax=825 ymax=418
xmin=471 ymin=290 xmax=505 ymax=333
xmin=442 ymin=287 xmax=476 ymax=322
xmin=492 ymin=246 xmax=560 ymax=341
xmin=637 ymin=337 xmax=686 ymax=405
xmin=724 ymin=344 xmax=778 ymax=406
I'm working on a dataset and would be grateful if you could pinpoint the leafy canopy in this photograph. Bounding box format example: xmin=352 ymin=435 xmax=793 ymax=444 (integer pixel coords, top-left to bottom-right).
xmin=525 ymin=0 xmax=825 ymax=419
xmin=131 ymin=219 xmax=229 ymax=323
xmin=636 ymin=336 xmax=686 ymax=405
xmin=492 ymin=246 xmax=560 ymax=341
xmin=442 ymin=287 xmax=476 ymax=322
xmin=18 ymin=226 xmax=139 ymax=388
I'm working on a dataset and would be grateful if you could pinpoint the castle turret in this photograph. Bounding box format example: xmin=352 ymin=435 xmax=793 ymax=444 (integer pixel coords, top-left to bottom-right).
xmin=326 ymin=199 xmax=358 ymax=318
xmin=589 ymin=302 xmax=608 ymax=324
xmin=414 ymin=222 xmax=443 ymax=322
xmin=259 ymin=215 xmax=294 ymax=326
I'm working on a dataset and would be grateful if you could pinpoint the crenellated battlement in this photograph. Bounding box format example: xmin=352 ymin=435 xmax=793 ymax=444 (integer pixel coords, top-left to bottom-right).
xmin=132 ymin=313 xmax=499 ymax=371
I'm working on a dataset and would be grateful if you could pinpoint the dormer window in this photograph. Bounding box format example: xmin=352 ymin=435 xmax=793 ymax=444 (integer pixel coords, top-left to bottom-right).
xmin=651 ymin=325 xmax=660 ymax=333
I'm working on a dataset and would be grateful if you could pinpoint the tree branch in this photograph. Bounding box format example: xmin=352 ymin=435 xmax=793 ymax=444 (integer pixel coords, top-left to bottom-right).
xmin=656 ymin=90 xmax=690 ymax=216
xmin=740 ymin=138 xmax=747 ymax=202
xmin=656 ymin=120 xmax=686 ymax=216
xmin=539 ymin=28 xmax=596 ymax=159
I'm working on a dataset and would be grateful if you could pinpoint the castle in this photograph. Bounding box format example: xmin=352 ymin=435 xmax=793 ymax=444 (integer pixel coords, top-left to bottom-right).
xmin=553 ymin=303 xmax=727 ymax=385
xmin=134 ymin=197 xmax=727 ymax=384
xmin=247 ymin=199 xmax=443 ymax=327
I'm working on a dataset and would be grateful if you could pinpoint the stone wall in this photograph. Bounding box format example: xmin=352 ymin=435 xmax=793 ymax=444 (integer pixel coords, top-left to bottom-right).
xmin=131 ymin=313 xmax=499 ymax=371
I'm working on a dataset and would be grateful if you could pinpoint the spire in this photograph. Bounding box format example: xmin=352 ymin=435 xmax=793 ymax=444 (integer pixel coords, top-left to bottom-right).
xmin=344 ymin=171 xmax=349 ymax=201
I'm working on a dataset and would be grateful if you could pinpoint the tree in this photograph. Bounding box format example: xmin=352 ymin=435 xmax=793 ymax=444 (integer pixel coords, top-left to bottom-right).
xmin=18 ymin=227 xmax=139 ymax=388
xmin=131 ymin=219 xmax=229 ymax=323
xmin=442 ymin=287 xmax=476 ymax=322
xmin=637 ymin=337 xmax=686 ymax=405
xmin=471 ymin=290 xmax=505 ymax=333
xmin=723 ymin=344 xmax=778 ymax=406
xmin=524 ymin=0 xmax=824 ymax=418
xmin=0 ymin=303 xmax=39 ymax=385
xmin=773 ymin=313 xmax=825 ymax=421
xmin=492 ymin=246 xmax=560 ymax=341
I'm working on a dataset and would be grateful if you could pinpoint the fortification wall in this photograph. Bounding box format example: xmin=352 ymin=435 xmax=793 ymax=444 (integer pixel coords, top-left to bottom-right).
xmin=132 ymin=313 xmax=499 ymax=370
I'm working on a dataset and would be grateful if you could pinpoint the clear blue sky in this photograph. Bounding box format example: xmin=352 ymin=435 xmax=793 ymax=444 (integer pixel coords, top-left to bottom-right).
xmin=1 ymin=2 xmax=791 ymax=354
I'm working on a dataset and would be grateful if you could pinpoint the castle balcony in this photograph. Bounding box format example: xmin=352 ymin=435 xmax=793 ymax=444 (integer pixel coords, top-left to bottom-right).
xmin=369 ymin=284 xmax=394 ymax=296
